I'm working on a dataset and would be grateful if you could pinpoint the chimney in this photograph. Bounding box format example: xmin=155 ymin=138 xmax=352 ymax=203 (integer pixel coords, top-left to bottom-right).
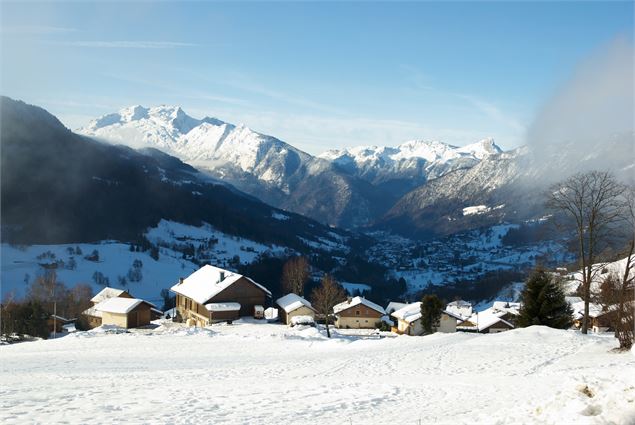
xmin=219 ymin=271 xmax=225 ymax=282
xmin=178 ymin=277 xmax=184 ymax=285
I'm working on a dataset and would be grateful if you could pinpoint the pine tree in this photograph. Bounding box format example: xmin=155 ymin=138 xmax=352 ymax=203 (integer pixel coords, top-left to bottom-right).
xmin=420 ymin=294 xmax=444 ymax=334
xmin=518 ymin=269 xmax=573 ymax=329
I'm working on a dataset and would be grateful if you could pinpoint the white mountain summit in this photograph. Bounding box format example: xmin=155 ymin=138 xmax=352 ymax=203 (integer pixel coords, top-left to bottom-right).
xmin=79 ymin=105 xmax=313 ymax=189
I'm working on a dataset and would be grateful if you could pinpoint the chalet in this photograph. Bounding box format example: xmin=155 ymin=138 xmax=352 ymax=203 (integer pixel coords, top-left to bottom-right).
xmin=95 ymin=297 xmax=157 ymax=329
xmin=171 ymin=265 xmax=271 ymax=326
xmin=276 ymin=293 xmax=316 ymax=326
xmin=445 ymin=300 xmax=473 ymax=321
xmin=456 ymin=302 xmax=520 ymax=333
xmin=333 ymin=296 xmax=385 ymax=329
xmin=391 ymin=302 xmax=462 ymax=335
xmin=81 ymin=287 xmax=133 ymax=329
xmin=569 ymin=300 xmax=617 ymax=333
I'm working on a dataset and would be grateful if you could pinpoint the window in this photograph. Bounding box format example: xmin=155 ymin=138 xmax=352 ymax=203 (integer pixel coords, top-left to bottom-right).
xmin=355 ymin=310 xmax=360 ymax=316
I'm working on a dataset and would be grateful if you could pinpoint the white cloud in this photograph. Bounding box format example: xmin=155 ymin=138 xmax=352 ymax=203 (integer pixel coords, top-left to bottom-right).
xmin=1 ymin=25 xmax=78 ymax=35
xmin=46 ymin=40 xmax=197 ymax=49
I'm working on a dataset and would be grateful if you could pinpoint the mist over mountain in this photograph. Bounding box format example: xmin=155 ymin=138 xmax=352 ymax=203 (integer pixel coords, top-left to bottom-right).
xmin=0 ymin=97 xmax=349 ymax=250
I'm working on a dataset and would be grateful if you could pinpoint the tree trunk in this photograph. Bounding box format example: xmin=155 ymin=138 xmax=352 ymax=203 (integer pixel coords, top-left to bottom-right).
xmin=617 ymin=239 xmax=634 ymax=349
xmin=325 ymin=317 xmax=331 ymax=338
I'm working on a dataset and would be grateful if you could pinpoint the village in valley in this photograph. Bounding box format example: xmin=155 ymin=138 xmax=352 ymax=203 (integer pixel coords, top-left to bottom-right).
xmin=2 ymin=1 xmax=634 ymax=423
xmin=42 ymin=256 xmax=626 ymax=340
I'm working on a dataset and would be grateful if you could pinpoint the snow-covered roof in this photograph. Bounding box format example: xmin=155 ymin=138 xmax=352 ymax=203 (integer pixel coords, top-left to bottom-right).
xmin=457 ymin=307 xmax=514 ymax=332
xmin=391 ymin=302 xmax=422 ymax=323
xmin=205 ymin=302 xmax=241 ymax=312
xmin=276 ymin=293 xmax=315 ymax=313
xmin=385 ymin=302 xmax=408 ymax=314
xmin=91 ymin=287 xmax=127 ymax=304
xmin=82 ymin=305 xmax=103 ymax=318
xmin=445 ymin=300 xmax=473 ymax=320
xmin=49 ymin=314 xmax=73 ymax=322
xmin=391 ymin=302 xmax=462 ymax=324
xmin=333 ymin=296 xmax=385 ymax=315
xmin=569 ymin=301 xmax=606 ymax=320
xmin=170 ymin=265 xmax=271 ymax=305
xmin=491 ymin=301 xmax=521 ymax=316
xmin=95 ymin=297 xmax=154 ymax=314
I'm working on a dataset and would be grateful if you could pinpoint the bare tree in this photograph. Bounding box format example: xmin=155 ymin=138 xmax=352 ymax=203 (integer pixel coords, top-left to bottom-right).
xmin=601 ymin=186 xmax=635 ymax=349
xmin=547 ymin=170 xmax=625 ymax=334
xmin=281 ymin=256 xmax=310 ymax=296
xmin=311 ymin=274 xmax=346 ymax=338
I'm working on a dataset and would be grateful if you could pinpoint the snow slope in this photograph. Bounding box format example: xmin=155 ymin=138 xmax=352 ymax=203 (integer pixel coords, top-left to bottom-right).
xmin=0 ymin=324 xmax=633 ymax=424
xmin=1 ymin=220 xmax=288 ymax=303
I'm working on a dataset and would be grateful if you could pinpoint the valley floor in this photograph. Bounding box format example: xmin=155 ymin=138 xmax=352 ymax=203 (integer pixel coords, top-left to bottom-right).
xmin=0 ymin=322 xmax=633 ymax=424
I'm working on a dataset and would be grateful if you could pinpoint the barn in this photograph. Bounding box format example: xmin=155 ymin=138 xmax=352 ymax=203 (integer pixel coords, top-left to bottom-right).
xmin=95 ymin=297 xmax=156 ymax=329
xmin=81 ymin=287 xmax=133 ymax=329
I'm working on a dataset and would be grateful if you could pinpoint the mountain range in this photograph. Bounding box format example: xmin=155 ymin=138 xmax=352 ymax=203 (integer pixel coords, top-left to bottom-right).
xmin=79 ymin=105 xmax=510 ymax=230
xmin=7 ymin=99 xmax=632 ymax=243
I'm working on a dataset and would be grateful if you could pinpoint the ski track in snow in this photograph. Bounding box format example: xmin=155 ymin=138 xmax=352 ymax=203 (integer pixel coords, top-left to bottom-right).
xmin=1 ymin=324 xmax=633 ymax=424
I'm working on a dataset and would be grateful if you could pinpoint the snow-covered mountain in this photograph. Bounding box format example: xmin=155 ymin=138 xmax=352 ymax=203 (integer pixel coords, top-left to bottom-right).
xmin=319 ymin=138 xmax=502 ymax=185
xmin=80 ymin=105 xmax=508 ymax=228
xmin=80 ymin=105 xmax=393 ymax=227
xmin=80 ymin=105 xmax=316 ymax=193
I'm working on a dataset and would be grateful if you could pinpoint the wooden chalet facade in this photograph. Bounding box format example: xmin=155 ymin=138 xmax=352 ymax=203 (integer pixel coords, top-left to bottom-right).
xmin=333 ymin=297 xmax=385 ymax=329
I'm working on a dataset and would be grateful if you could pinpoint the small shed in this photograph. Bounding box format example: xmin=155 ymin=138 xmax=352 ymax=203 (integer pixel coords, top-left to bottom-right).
xmin=95 ymin=298 xmax=156 ymax=329
xmin=276 ymin=293 xmax=316 ymax=326
xmin=47 ymin=315 xmax=74 ymax=335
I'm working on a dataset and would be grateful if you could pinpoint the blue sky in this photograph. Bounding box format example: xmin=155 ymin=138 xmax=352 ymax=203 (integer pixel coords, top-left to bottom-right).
xmin=1 ymin=1 xmax=632 ymax=154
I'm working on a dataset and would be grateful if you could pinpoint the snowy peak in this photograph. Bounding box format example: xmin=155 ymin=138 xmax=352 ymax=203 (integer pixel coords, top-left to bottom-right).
xmin=84 ymin=104 xmax=210 ymax=135
xmin=78 ymin=104 xmax=312 ymax=189
xmin=456 ymin=138 xmax=503 ymax=159
xmin=320 ymin=138 xmax=502 ymax=165
xmin=318 ymin=138 xmax=504 ymax=185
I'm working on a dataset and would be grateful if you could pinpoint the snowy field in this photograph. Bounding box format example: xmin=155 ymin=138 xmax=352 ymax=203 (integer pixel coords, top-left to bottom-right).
xmin=1 ymin=323 xmax=633 ymax=424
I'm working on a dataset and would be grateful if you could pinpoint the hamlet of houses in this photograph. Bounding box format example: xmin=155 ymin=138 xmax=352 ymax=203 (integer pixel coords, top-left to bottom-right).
xmin=56 ymin=263 xmax=615 ymax=338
